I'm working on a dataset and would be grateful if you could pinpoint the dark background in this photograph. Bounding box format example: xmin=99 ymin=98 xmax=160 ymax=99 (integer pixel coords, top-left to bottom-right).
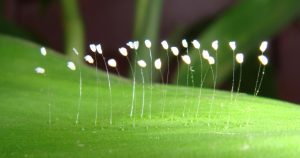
xmin=1 ymin=0 xmax=300 ymax=104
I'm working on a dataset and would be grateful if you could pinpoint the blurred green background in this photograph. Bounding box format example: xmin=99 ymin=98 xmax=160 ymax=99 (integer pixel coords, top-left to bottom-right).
xmin=1 ymin=0 xmax=300 ymax=103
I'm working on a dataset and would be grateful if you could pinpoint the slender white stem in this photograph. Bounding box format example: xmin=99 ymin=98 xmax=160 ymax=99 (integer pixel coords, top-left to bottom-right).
xmin=148 ymin=48 xmax=153 ymax=119
xmin=183 ymin=66 xmax=189 ymax=117
xmin=130 ymin=51 xmax=137 ymax=121
xmin=254 ymin=64 xmax=262 ymax=96
xmin=166 ymin=50 xmax=170 ymax=84
xmin=255 ymin=66 xmax=266 ymax=96
xmin=47 ymin=82 xmax=51 ymax=125
xmin=172 ymin=56 xmax=180 ymax=120
xmin=140 ymin=68 xmax=145 ymax=118
xmin=101 ymin=55 xmax=113 ymax=125
xmin=230 ymin=50 xmax=235 ymax=101
xmin=94 ymin=54 xmax=99 ymax=126
xmin=208 ymin=65 xmax=216 ymax=126
xmin=234 ymin=64 xmax=243 ymax=102
xmin=75 ymin=70 xmax=82 ymax=125
xmin=196 ymin=50 xmax=204 ymax=118
xmin=159 ymin=70 xmax=166 ymax=118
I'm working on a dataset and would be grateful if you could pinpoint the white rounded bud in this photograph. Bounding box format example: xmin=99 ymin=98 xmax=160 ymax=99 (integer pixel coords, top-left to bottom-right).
xmin=67 ymin=61 xmax=76 ymax=71
xmin=236 ymin=53 xmax=244 ymax=64
xmin=35 ymin=67 xmax=45 ymax=74
xmin=161 ymin=40 xmax=169 ymax=50
xmin=118 ymin=47 xmax=128 ymax=57
xmin=96 ymin=44 xmax=102 ymax=54
xmin=171 ymin=47 xmax=179 ymax=56
xmin=202 ymin=50 xmax=210 ymax=60
xmin=144 ymin=39 xmax=151 ymax=48
xmin=137 ymin=60 xmax=147 ymax=68
xmin=133 ymin=41 xmax=139 ymax=50
xmin=40 ymin=47 xmax=47 ymax=56
xmin=108 ymin=59 xmax=117 ymax=68
xmin=181 ymin=55 xmax=191 ymax=65
xmin=84 ymin=55 xmax=94 ymax=64
xmin=229 ymin=41 xmax=236 ymax=51
xmin=89 ymin=44 xmax=97 ymax=52
xmin=259 ymin=41 xmax=268 ymax=53
xmin=258 ymin=55 xmax=268 ymax=66
xmin=182 ymin=39 xmax=188 ymax=48
xmin=208 ymin=56 xmax=215 ymax=65
xmin=212 ymin=40 xmax=219 ymax=51
xmin=154 ymin=58 xmax=162 ymax=70
xmin=72 ymin=48 xmax=79 ymax=55
xmin=126 ymin=41 xmax=135 ymax=49
xmin=191 ymin=40 xmax=200 ymax=49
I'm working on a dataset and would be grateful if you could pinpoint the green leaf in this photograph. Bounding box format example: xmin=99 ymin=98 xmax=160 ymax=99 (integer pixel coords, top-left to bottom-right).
xmin=177 ymin=0 xmax=300 ymax=88
xmin=1 ymin=34 xmax=300 ymax=157
xmin=132 ymin=0 xmax=163 ymax=82
xmin=60 ymin=0 xmax=85 ymax=63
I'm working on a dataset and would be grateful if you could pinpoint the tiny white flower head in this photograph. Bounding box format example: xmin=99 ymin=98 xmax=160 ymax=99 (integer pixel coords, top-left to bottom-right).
xmin=258 ymin=55 xmax=268 ymax=66
xmin=84 ymin=55 xmax=94 ymax=64
xmin=144 ymin=39 xmax=152 ymax=48
xmin=181 ymin=55 xmax=191 ymax=65
xmin=154 ymin=58 xmax=162 ymax=70
xmin=67 ymin=61 xmax=76 ymax=71
xmin=171 ymin=47 xmax=179 ymax=56
xmin=161 ymin=40 xmax=169 ymax=50
xmin=208 ymin=56 xmax=215 ymax=65
xmin=40 ymin=47 xmax=47 ymax=56
xmin=118 ymin=47 xmax=128 ymax=57
xmin=89 ymin=44 xmax=97 ymax=53
xmin=133 ymin=41 xmax=139 ymax=50
xmin=259 ymin=41 xmax=268 ymax=53
xmin=229 ymin=41 xmax=236 ymax=51
xmin=191 ymin=40 xmax=200 ymax=49
xmin=96 ymin=44 xmax=103 ymax=54
xmin=212 ymin=40 xmax=219 ymax=51
xmin=202 ymin=50 xmax=210 ymax=60
xmin=35 ymin=67 xmax=45 ymax=74
xmin=108 ymin=58 xmax=117 ymax=68
xmin=72 ymin=48 xmax=79 ymax=55
xmin=182 ymin=39 xmax=188 ymax=48
xmin=127 ymin=41 xmax=135 ymax=49
xmin=236 ymin=53 xmax=244 ymax=64
xmin=137 ymin=60 xmax=147 ymax=68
